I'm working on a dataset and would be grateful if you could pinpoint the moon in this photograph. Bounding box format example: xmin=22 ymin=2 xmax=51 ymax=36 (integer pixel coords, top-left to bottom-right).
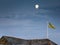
xmin=35 ymin=4 xmax=39 ymax=9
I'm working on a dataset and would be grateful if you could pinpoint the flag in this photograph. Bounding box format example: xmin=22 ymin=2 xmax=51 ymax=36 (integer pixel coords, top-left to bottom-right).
xmin=48 ymin=22 xmax=55 ymax=29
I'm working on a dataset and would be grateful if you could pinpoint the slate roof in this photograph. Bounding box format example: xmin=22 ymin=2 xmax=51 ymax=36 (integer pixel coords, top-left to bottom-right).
xmin=27 ymin=39 xmax=57 ymax=45
xmin=0 ymin=36 xmax=57 ymax=45
xmin=1 ymin=36 xmax=26 ymax=44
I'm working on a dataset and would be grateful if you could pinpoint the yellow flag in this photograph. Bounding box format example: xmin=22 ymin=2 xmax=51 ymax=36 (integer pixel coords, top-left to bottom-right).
xmin=48 ymin=22 xmax=55 ymax=29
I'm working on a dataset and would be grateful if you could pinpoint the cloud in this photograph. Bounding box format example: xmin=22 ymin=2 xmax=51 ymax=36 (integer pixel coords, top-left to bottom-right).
xmin=0 ymin=18 xmax=47 ymax=39
xmin=40 ymin=0 xmax=60 ymax=9
xmin=52 ymin=33 xmax=60 ymax=38
xmin=0 ymin=9 xmax=48 ymax=20
xmin=0 ymin=0 xmax=60 ymax=21
xmin=49 ymin=32 xmax=60 ymax=44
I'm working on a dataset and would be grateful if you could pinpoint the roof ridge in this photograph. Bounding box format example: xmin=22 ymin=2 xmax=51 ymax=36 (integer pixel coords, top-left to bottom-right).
xmin=1 ymin=36 xmax=25 ymax=40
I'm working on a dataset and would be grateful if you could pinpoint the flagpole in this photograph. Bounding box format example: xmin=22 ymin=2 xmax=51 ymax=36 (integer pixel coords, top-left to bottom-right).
xmin=47 ymin=21 xmax=48 ymax=38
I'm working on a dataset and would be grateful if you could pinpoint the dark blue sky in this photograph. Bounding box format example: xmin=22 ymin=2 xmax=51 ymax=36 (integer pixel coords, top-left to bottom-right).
xmin=0 ymin=0 xmax=60 ymax=44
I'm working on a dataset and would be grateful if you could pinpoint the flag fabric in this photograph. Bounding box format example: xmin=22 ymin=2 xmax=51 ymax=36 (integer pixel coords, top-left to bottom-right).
xmin=48 ymin=22 xmax=55 ymax=29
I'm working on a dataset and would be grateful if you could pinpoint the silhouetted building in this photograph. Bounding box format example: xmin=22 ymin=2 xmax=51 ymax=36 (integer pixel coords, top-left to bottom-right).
xmin=0 ymin=36 xmax=57 ymax=45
